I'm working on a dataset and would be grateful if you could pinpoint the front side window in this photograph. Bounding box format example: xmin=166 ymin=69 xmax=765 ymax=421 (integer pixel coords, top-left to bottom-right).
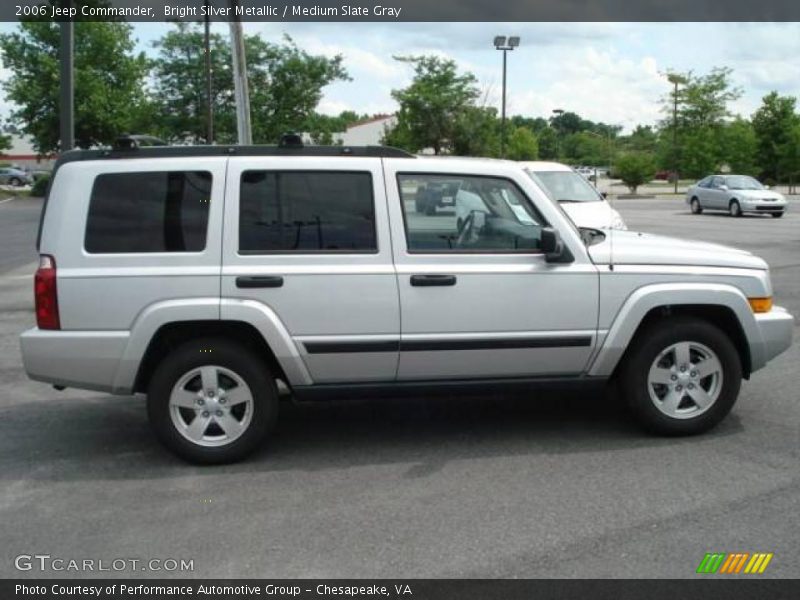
xmin=398 ymin=174 xmax=547 ymax=253
xmin=527 ymin=170 xmax=602 ymax=203
xmin=85 ymin=171 xmax=212 ymax=253
xmin=239 ymin=171 xmax=376 ymax=253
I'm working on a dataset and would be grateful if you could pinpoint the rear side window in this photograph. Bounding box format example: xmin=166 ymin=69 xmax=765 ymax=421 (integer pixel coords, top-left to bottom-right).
xmin=85 ymin=171 xmax=212 ymax=253
xmin=239 ymin=171 xmax=376 ymax=253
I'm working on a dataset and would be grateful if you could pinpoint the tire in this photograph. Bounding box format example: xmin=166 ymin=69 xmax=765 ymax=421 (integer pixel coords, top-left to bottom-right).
xmin=619 ymin=317 xmax=742 ymax=436
xmin=729 ymin=200 xmax=742 ymax=217
xmin=147 ymin=338 xmax=278 ymax=464
xmin=690 ymin=197 xmax=702 ymax=214
xmin=772 ymin=212 xmax=784 ymax=218
xmin=9 ymin=177 xmax=22 ymax=187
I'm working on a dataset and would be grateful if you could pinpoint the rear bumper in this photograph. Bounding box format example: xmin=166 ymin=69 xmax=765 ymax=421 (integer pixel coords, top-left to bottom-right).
xmin=752 ymin=306 xmax=794 ymax=370
xmin=20 ymin=328 xmax=129 ymax=393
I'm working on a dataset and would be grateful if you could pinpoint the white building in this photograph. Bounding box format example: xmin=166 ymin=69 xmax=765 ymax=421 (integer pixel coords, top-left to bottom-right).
xmin=0 ymin=134 xmax=55 ymax=169
xmin=335 ymin=114 xmax=397 ymax=146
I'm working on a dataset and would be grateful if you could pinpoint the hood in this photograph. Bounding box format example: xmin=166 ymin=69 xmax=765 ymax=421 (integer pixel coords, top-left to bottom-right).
xmin=731 ymin=189 xmax=785 ymax=200
xmin=561 ymin=201 xmax=626 ymax=230
xmin=588 ymin=230 xmax=768 ymax=270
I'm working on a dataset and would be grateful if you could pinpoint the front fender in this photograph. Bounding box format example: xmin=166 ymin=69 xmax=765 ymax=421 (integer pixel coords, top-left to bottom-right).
xmin=587 ymin=283 xmax=764 ymax=377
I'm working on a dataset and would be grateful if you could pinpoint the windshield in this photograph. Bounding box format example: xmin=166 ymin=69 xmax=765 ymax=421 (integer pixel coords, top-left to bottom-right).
xmin=526 ymin=170 xmax=602 ymax=203
xmin=725 ymin=175 xmax=764 ymax=190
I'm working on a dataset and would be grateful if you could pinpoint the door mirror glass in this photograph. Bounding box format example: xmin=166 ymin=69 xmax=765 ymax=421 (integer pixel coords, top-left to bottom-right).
xmin=540 ymin=227 xmax=573 ymax=263
xmin=719 ymin=184 xmax=729 ymax=191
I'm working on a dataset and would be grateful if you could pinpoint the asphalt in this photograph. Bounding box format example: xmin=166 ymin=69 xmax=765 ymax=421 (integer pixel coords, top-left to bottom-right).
xmin=0 ymin=195 xmax=798 ymax=579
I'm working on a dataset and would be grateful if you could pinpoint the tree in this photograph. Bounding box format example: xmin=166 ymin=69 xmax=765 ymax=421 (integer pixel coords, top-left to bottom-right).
xmin=752 ymin=92 xmax=800 ymax=182
xmin=719 ymin=118 xmax=758 ymax=176
xmin=0 ymin=133 xmax=11 ymax=154
xmin=614 ymin=152 xmax=657 ymax=194
xmin=0 ymin=21 xmax=149 ymax=153
xmin=562 ymin=131 xmax=608 ymax=166
xmin=620 ymin=125 xmax=658 ymax=154
xmin=659 ymin=67 xmax=743 ymax=178
xmin=385 ymin=56 xmax=480 ymax=154
xmin=150 ymin=26 xmax=349 ymax=144
xmin=777 ymin=122 xmax=800 ymax=192
xmin=536 ymin=127 xmax=559 ymax=160
xmin=505 ymin=126 xmax=538 ymax=161
xmin=450 ymin=106 xmax=500 ymax=157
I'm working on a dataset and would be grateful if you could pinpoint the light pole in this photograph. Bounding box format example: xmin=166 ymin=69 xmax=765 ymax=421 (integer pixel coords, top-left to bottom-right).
xmin=493 ymin=35 xmax=520 ymax=158
xmin=552 ymin=108 xmax=564 ymax=159
xmin=666 ymin=72 xmax=688 ymax=194
xmin=59 ymin=0 xmax=74 ymax=151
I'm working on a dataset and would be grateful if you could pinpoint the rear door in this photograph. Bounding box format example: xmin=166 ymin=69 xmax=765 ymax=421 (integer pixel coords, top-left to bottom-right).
xmin=221 ymin=157 xmax=399 ymax=383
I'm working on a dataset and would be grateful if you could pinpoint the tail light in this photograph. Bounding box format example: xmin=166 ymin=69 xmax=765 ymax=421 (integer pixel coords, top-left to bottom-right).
xmin=34 ymin=254 xmax=60 ymax=330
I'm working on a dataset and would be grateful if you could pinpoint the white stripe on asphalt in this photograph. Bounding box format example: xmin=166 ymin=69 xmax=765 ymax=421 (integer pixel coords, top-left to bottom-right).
xmin=0 ymin=196 xmax=16 ymax=205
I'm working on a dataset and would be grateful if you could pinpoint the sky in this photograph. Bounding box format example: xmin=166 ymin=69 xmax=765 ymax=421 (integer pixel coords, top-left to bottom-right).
xmin=1 ymin=21 xmax=800 ymax=133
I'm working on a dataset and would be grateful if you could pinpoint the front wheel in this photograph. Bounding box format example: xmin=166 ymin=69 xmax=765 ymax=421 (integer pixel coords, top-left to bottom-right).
xmin=147 ymin=338 xmax=278 ymax=464
xmin=9 ymin=177 xmax=22 ymax=187
xmin=729 ymin=200 xmax=742 ymax=217
xmin=690 ymin=197 xmax=702 ymax=214
xmin=619 ymin=317 xmax=742 ymax=436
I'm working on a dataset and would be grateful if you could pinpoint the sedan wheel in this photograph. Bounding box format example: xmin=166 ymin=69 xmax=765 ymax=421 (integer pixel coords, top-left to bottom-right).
xmin=690 ymin=197 xmax=702 ymax=214
xmin=729 ymin=200 xmax=742 ymax=217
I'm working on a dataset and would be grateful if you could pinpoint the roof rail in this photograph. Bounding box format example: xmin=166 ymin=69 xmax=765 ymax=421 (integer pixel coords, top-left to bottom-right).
xmin=56 ymin=143 xmax=415 ymax=164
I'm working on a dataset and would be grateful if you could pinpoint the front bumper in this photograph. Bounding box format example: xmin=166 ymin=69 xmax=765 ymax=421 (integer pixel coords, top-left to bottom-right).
xmin=753 ymin=306 xmax=794 ymax=369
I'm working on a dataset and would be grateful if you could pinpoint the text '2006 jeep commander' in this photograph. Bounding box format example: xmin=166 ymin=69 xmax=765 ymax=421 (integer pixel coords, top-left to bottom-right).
xmin=21 ymin=141 xmax=794 ymax=463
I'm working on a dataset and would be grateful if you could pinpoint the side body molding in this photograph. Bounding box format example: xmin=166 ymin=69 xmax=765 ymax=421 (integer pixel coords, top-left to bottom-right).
xmin=587 ymin=283 xmax=764 ymax=377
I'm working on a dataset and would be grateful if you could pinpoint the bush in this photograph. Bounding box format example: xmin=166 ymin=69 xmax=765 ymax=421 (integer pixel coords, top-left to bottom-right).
xmin=614 ymin=152 xmax=657 ymax=194
xmin=31 ymin=173 xmax=49 ymax=197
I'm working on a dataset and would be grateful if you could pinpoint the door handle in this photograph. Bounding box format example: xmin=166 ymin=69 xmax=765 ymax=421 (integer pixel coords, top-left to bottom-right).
xmin=410 ymin=274 xmax=457 ymax=287
xmin=235 ymin=275 xmax=284 ymax=289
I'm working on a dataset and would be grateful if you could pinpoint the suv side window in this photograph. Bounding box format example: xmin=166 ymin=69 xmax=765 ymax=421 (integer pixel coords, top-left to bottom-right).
xmin=239 ymin=170 xmax=376 ymax=254
xmin=85 ymin=171 xmax=212 ymax=254
xmin=398 ymin=174 xmax=547 ymax=253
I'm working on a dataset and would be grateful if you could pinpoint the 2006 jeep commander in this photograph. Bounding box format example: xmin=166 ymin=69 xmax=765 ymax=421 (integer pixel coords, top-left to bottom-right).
xmin=21 ymin=141 xmax=794 ymax=463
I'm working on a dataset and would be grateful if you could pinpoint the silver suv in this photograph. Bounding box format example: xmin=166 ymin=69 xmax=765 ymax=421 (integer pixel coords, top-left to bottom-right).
xmin=21 ymin=142 xmax=794 ymax=463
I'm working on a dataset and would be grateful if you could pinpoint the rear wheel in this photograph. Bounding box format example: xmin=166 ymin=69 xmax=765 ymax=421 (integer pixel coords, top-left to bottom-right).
xmin=690 ymin=197 xmax=702 ymax=214
xmin=729 ymin=200 xmax=742 ymax=217
xmin=147 ymin=338 xmax=278 ymax=464
xmin=9 ymin=177 xmax=22 ymax=187
xmin=619 ymin=317 xmax=741 ymax=436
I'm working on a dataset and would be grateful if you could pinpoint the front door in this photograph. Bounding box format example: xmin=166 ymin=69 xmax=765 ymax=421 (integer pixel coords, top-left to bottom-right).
xmin=382 ymin=161 xmax=600 ymax=381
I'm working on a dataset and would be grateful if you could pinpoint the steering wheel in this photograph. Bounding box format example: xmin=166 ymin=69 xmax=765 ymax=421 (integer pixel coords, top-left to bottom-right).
xmin=456 ymin=212 xmax=480 ymax=248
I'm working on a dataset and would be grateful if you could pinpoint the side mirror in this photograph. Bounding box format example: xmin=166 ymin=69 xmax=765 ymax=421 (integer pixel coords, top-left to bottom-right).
xmin=719 ymin=184 xmax=729 ymax=191
xmin=541 ymin=227 xmax=573 ymax=263
xmin=601 ymin=191 xmax=608 ymax=199
xmin=765 ymin=184 xmax=771 ymax=190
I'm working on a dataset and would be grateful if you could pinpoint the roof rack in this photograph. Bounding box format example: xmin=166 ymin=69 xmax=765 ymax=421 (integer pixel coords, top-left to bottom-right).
xmin=56 ymin=137 xmax=415 ymax=165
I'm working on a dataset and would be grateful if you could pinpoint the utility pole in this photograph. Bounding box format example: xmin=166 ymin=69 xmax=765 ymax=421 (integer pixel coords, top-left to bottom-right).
xmin=229 ymin=1 xmax=252 ymax=144
xmin=59 ymin=0 xmax=74 ymax=152
xmin=204 ymin=0 xmax=214 ymax=144
xmin=667 ymin=73 xmax=687 ymax=195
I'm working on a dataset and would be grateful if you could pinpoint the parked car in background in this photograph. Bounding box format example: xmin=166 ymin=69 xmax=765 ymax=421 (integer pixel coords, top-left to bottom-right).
xmin=686 ymin=175 xmax=787 ymax=218
xmin=0 ymin=167 xmax=33 ymax=186
xmin=521 ymin=161 xmax=626 ymax=230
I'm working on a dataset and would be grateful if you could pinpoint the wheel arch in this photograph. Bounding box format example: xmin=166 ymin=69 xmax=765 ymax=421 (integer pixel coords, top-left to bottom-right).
xmin=589 ymin=283 xmax=761 ymax=380
xmin=133 ymin=320 xmax=290 ymax=394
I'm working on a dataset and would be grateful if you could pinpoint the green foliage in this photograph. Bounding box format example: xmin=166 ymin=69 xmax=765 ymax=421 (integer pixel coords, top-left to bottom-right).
xmin=505 ymin=126 xmax=538 ymax=161
xmin=31 ymin=173 xmax=50 ymax=197
xmin=0 ymin=133 xmax=11 ymax=153
xmin=561 ymin=131 xmax=610 ymax=166
xmin=619 ymin=125 xmax=658 ymax=154
xmin=614 ymin=152 xmax=657 ymax=193
xmin=0 ymin=21 xmax=149 ymax=153
xmin=302 ymin=111 xmax=366 ymax=145
xmin=451 ymin=107 xmax=500 ymax=157
xmin=385 ymin=55 xmax=480 ymax=154
xmin=149 ymin=26 xmax=349 ymax=144
xmin=719 ymin=118 xmax=758 ymax=176
xmin=752 ymin=92 xmax=800 ymax=181
xmin=536 ymin=127 xmax=559 ymax=160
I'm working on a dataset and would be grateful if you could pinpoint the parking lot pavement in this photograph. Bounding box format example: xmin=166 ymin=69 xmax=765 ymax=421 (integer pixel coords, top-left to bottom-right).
xmin=0 ymin=196 xmax=798 ymax=579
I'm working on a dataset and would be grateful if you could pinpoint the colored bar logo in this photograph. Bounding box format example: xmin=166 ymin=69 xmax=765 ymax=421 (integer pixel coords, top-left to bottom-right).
xmin=696 ymin=552 xmax=773 ymax=574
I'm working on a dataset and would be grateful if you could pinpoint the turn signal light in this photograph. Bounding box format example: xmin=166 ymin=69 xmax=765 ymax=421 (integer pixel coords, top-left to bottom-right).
xmin=748 ymin=297 xmax=773 ymax=313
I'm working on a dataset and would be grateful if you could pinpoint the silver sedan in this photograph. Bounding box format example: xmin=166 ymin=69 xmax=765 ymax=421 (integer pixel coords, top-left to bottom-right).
xmin=686 ymin=174 xmax=787 ymax=218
